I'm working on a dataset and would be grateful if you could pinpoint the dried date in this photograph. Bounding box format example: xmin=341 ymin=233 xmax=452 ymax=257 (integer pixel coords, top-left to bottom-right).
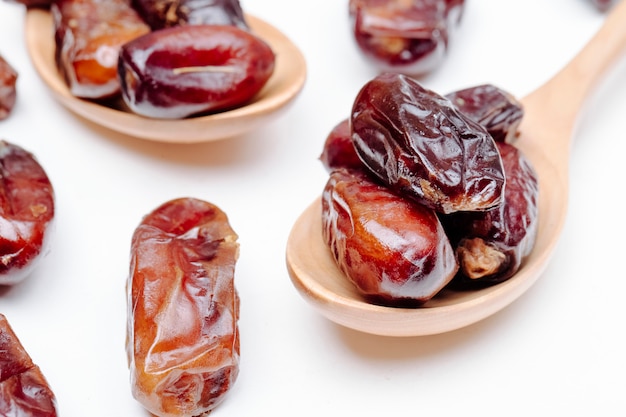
xmin=52 ymin=0 xmax=150 ymax=99
xmin=131 ymin=0 xmax=248 ymax=30
xmin=118 ymin=24 xmax=275 ymax=119
xmin=348 ymin=0 xmax=464 ymax=75
xmin=127 ymin=197 xmax=240 ymax=417
xmin=441 ymin=141 xmax=539 ymax=287
xmin=322 ymin=168 xmax=458 ymax=306
xmin=0 ymin=140 xmax=55 ymax=286
xmin=319 ymin=118 xmax=364 ymax=173
xmin=590 ymin=0 xmax=616 ymax=11
xmin=0 ymin=55 xmax=17 ymax=120
xmin=0 ymin=314 xmax=58 ymax=417
xmin=351 ymin=72 xmax=505 ymax=214
xmin=446 ymin=84 xmax=524 ymax=143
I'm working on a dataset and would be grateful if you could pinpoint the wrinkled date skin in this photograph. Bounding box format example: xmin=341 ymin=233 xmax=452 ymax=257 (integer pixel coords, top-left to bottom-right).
xmin=441 ymin=141 xmax=539 ymax=287
xmin=348 ymin=0 xmax=464 ymax=75
xmin=131 ymin=0 xmax=248 ymax=30
xmin=127 ymin=197 xmax=240 ymax=417
xmin=119 ymin=24 xmax=276 ymax=119
xmin=52 ymin=0 xmax=150 ymax=99
xmin=322 ymin=168 xmax=458 ymax=306
xmin=0 ymin=314 xmax=58 ymax=417
xmin=319 ymin=119 xmax=365 ymax=173
xmin=446 ymin=84 xmax=524 ymax=143
xmin=351 ymin=73 xmax=505 ymax=214
xmin=0 ymin=55 xmax=17 ymax=120
xmin=0 ymin=140 xmax=55 ymax=286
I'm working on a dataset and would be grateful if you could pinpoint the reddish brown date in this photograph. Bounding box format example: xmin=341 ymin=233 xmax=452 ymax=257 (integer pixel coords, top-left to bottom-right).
xmin=351 ymin=73 xmax=505 ymax=214
xmin=446 ymin=84 xmax=524 ymax=143
xmin=127 ymin=197 xmax=240 ymax=417
xmin=119 ymin=24 xmax=276 ymax=119
xmin=319 ymin=119 xmax=365 ymax=173
xmin=52 ymin=0 xmax=150 ymax=99
xmin=322 ymin=168 xmax=458 ymax=306
xmin=0 ymin=140 xmax=55 ymax=286
xmin=131 ymin=0 xmax=248 ymax=30
xmin=0 ymin=55 xmax=17 ymax=120
xmin=0 ymin=314 xmax=58 ymax=417
xmin=348 ymin=0 xmax=464 ymax=75
xmin=441 ymin=141 xmax=539 ymax=287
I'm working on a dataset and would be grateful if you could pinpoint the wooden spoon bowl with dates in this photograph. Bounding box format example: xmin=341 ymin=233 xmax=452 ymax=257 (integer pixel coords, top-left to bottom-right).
xmin=24 ymin=8 xmax=307 ymax=143
xmin=286 ymin=0 xmax=626 ymax=337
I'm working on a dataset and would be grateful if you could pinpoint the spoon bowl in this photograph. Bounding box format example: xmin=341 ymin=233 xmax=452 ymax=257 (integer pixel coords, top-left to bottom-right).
xmin=286 ymin=0 xmax=626 ymax=337
xmin=24 ymin=8 xmax=307 ymax=143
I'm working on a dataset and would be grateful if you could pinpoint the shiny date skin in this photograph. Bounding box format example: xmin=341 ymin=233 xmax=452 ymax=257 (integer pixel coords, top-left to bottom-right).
xmin=446 ymin=84 xmax=524 ymax=143
xmin=118 ymin=24 xmax=276 ymax=119
xmin=319 ymin=119 xmax=364 ymax=173
xmin=348 ymin=0 xmax=464 ymax=75
xmin=0 ymin=55 xmax=17 ymax=120
xmin=322 ymin=168 xmax=458 ymax=306
xmin=441 ymin=141 xmax=539 ymax=287
xmin=0 ymin=314 xmax=58 ymax=417
xmin=127 ymin=197 xmax=240 ymax=417
xmin=52 ymin=0 xmax=150 ymax=99
xmin=131 ymin=0 xmax=248 ymax=30
xmin=351 ymin=73 xmax=505 ymax=214
xmin=0 ymin=140 xmax=55 ymax=286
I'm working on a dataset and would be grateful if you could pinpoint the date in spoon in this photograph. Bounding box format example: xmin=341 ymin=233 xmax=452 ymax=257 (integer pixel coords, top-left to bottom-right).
xmin=285 ymin=0 xmax=626 ymax=337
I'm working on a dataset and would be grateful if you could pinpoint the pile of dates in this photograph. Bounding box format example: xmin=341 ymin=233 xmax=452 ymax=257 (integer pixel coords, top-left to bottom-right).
xmin=320 ymin=73 xmax=539 ymax=307
xmin=40 ymin=0 xmax=275 ymax=119
xmin=349 ymin=0 xmax=465 ymax=76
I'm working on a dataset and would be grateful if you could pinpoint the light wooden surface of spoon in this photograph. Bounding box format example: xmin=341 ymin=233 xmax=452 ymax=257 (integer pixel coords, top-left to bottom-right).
xmin=286 ymin=0 xmax=626 ymax=337
xmin=23 ymin=9 xmax=307 ymax=143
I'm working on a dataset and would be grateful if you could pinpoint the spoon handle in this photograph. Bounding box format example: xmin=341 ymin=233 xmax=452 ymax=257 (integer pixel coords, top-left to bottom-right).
xmin=521 ymin=0 xmax=626 ymax=160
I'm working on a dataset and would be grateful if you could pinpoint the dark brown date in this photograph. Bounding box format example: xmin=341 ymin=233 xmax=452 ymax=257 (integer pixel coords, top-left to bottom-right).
xmin=127 ymin=197 xmax=240 ymax=417
xmin=52 ymin=0 xmax=150 ymax=99
xmin=131 ymin=0 xmax=248 ymax=30
xmin=319 ymin=118 xmax=365 ymax=173
xmin=348 ymin=0 xmax=464 ymax=75
xmin=0 ymin=140 xmax=55 ymax=286
xmin=0 ymin=314 xmax=58 ymax=417
xmin=441 ymin=141 xmax=539 ymax=287
xmin=0 ymin=55 xmax=17 ymax=120
xmin=118 ymin=24 xmax=276 ymax=119
xmin=446 ymin=84 xmax=524 ymax=143
xmin=322 ymin=168 xmax=458 ymax=306
xmin=351 ymin=72 xmax=505 ymax=214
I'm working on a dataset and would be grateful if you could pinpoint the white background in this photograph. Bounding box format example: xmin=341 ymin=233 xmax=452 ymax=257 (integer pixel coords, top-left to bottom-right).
xmin=1 ymin=0 xmax=625 ymax=416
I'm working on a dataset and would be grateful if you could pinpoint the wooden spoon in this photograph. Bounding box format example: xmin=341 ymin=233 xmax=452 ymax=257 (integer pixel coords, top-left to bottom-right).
xmin=286 ymin=0 xmax=626 ymax=337
xmin=23 ymin=9 xmax=306 ymax=144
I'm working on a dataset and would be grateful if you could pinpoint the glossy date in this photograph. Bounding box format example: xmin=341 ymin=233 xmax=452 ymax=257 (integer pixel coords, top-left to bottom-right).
xmin=319 ymin=119 xmax=364 ymax=173
xmin=441 ymin=141 xmax=539 ymax=287
xmin=446 ymin=84 xmax=524 ymax=143
xmin=131 ymin=0 xmax=248 ymax=30
xmin=322 ymin=168 xmax=458 ymax=306
xmin=0 ymin=314 xmax=58 ymax=417
xmin=351 ymin=72 xmax=505 ymax=214
xmin=118 ymin=24 xmax=275 ymax=119
xmin=0 ymin=55 xmax=17 ymax=120
xmin=0 ymin=140 xmax=55 ymax=286
xmin=348 ymin=0 xmax=464 ymax=75
xmin=127 ymin=197 xmax=240 ymax=417
xmin=51 ymin=0 xmax=150 ymax=99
